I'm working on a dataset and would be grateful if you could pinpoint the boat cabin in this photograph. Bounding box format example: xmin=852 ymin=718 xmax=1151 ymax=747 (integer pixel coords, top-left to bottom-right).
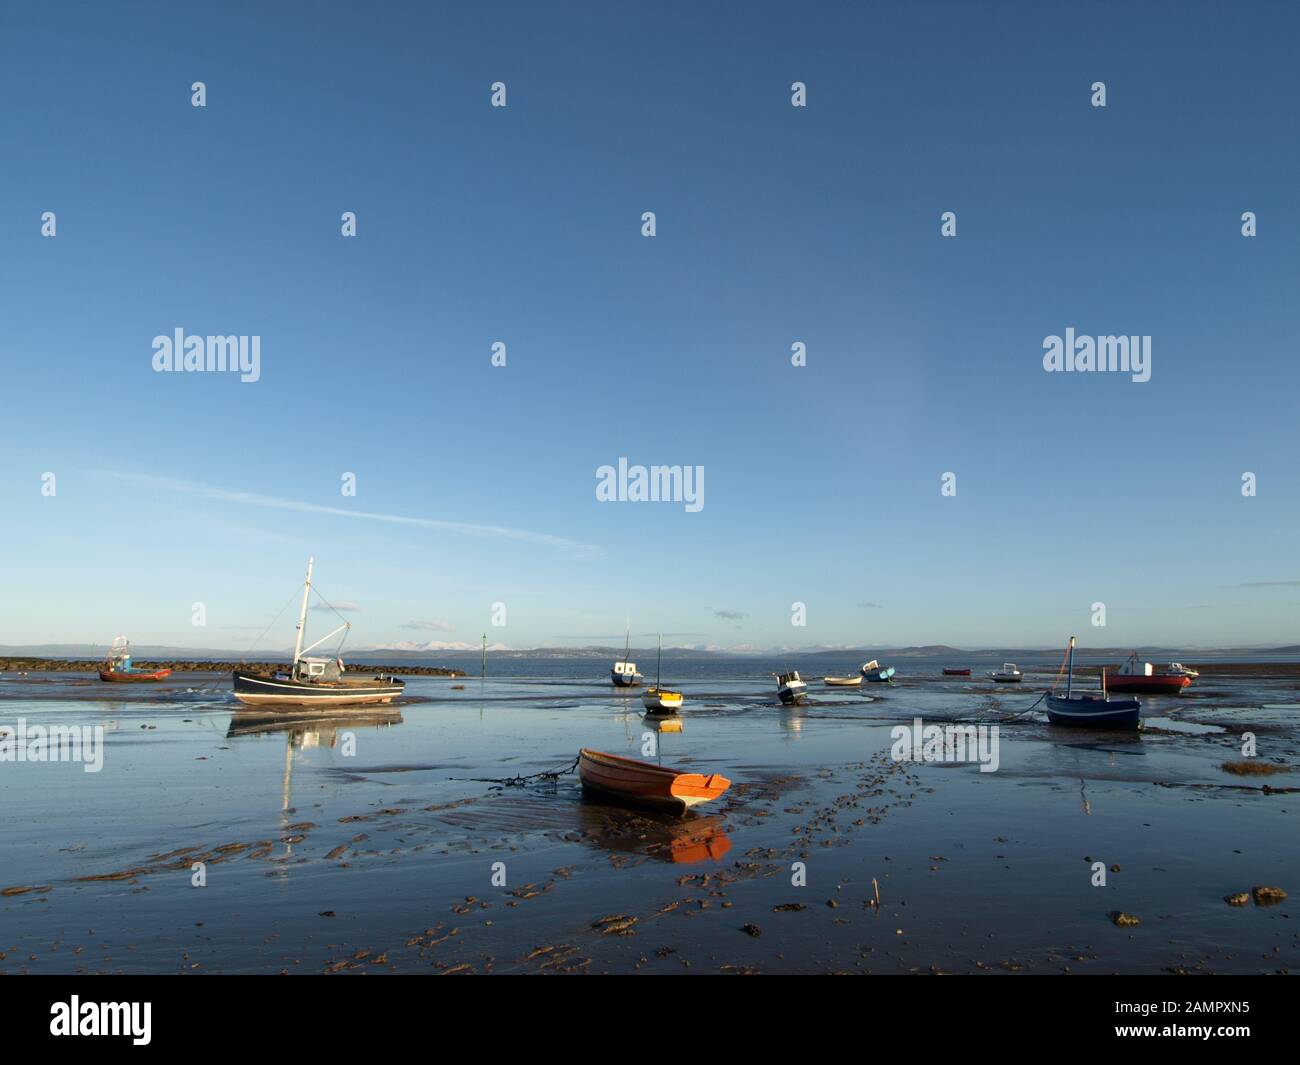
xmin=613 ymin=661 xmax=639 ymax=677
xmin=297 ymin=656 xmax=344 ymax=681
xmin=1118 ymin=652 xmax=1153 ymax=677
xmin=776 ymin=670 xmax=803 ymax=686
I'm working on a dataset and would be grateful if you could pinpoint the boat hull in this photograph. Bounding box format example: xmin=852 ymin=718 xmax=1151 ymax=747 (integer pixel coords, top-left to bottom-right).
xmin=610 ymin=670 xmax=642 ymax=687
xmin=1044 ymin=692 xmax=1141 ymax=730
xmin=99 ymin=668 xmax=172 ymax=682
xmin=778 ymin=685 xmax=807 ymax=704
xmin=991 ymin=675 xmax=1023 ymax=683
xmin=1105 ymin=674 xmax=1191 ymax=695
xmin=578 ymin=748 xmax=730 ymax=813
xmin=863 ymin=667 xmax=896 ymax=682
xmin=641 ymin=688 xmax=683 ymax=713
xmin=823 ymin=676 xmax=862 ymax=687
xmin=942 ymin=668 xmax=971 ymax=676
xmin=231 ymin=669 xmax=404 ymax=708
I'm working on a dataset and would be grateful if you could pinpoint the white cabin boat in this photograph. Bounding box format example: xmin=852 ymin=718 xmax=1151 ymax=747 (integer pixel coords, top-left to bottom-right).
xmin=610 ymin=623 xmax=642 ymax=686
xmin=611 ymin=660 xmax=642 ymax=687
xmin=774 ymin=670 xmax=808 ymax=704
xmin=989 ymin=663 xmax=1023 ymax=683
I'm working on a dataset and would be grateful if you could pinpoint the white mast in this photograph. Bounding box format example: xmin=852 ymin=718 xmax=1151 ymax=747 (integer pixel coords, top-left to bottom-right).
xmin=293 ymin=556 xmax=314 ymax=671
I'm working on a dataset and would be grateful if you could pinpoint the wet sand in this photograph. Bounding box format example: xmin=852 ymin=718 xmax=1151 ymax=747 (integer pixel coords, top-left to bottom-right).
xmin=1 ymin=665 xmax=1297 ymax=974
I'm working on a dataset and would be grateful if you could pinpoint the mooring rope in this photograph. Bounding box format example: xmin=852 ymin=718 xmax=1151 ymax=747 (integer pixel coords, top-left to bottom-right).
xmin=458 ymin=756 xmax=581 ymax=788
xmin=983 ymin=689 xmax=1050 ymax=720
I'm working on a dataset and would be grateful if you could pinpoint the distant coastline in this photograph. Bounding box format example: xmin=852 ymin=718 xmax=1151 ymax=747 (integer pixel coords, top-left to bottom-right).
xmin=0 ymin=657 xmax=467 ymax=677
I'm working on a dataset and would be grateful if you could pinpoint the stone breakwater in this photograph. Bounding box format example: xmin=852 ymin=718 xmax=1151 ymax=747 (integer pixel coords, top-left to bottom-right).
xmin=0 ymin=657 xmax=467 ymax=677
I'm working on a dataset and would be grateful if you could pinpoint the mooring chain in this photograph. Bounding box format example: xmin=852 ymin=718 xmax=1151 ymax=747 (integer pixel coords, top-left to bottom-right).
xmin=459 ymin=755 xmax=581 ymax=788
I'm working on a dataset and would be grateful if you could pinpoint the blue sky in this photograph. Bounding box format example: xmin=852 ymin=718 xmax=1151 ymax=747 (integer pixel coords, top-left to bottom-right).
xmin=1 ymin=0 xmax=1298 ymax=652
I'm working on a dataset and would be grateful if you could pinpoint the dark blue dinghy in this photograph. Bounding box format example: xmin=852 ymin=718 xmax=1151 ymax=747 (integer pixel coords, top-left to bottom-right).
xmin=1043 ymin=636 xmax=1141 ymax=730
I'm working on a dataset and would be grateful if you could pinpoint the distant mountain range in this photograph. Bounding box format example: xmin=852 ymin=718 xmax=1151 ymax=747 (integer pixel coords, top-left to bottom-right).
xmin=6 ymin=642 xmax=1299 ymax=662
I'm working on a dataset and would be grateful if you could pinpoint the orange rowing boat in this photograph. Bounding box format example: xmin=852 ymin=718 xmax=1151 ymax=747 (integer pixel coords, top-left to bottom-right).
xmin=578 ymin=749 xmax=731 ymax=814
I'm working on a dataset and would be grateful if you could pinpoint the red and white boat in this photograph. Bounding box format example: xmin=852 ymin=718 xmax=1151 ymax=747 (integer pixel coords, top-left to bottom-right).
xmin=98 ymin=637 xmax=172 ymax=682
xmin=1104 ymin=652 xmax=1194 ymax=695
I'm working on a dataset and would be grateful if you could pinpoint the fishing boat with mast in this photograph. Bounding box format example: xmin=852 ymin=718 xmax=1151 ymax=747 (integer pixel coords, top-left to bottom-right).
xmin=641 ymin=634 xmax=683 ymax=714
xmin=610 ymin=623 xmax=642 ymax=687
xmin=231 ymin=558 xmax=405 ymax=708
xmin=98 ymin=637 xmax=172 ymax=682
xmin=1043 ymin=636 xmax=1141 ymax=730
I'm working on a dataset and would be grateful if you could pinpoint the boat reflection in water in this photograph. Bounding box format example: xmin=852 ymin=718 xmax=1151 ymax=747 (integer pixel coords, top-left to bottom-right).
xmin=226 ymin=708 xmax=403 ymax=853
xmin=575 ymin=800 xmax=731 ymax=864
xmin=779 ymin=702 xmax=806 ymax=736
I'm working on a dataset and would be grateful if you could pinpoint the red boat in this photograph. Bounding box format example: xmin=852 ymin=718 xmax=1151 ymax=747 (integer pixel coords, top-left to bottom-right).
xmin=99 ymin=667 xmax=173 ymax=682
xmin=1104 ymin=652 xmax=1193 ymax=695
xmin=942 ymin=668 xmax=971 ymax=676
xmin=98 ymin=637 xmax=172 ymax=683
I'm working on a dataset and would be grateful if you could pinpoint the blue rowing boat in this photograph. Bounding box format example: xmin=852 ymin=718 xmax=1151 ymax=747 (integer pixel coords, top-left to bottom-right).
xmin=1044 ymin=636 xmax=1141 ymax=730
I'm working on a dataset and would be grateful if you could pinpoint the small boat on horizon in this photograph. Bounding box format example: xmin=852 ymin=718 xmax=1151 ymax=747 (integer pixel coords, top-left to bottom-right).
xmin=942 ymin=667 xmax=971 ymax=676
xmin=1044 ymin=636 xmax=1141 ymax=730
xmin=774 ymin=669 xmax=808 ymax=704
xmin=989 ymin=663 xmax=1023 ymax=683
xmin=98 ymin=637 xmax=172 ymax=682
xmin=231 ymin=558 xmax=405 ymax=708
xmin=578 ymin=748 xmax=731 ymax=814
xmin=823 ymin=674 xmax=863 ymax=687
xmin=610 ymin=622 xmax=642 ymax=687
xmin=641 ymin=634 xmax=683 ymax=714
xmin=1104 ymin=652 xmax=1195 ymax=695
xmin=861 ymin=659 xmax=896 ymax=682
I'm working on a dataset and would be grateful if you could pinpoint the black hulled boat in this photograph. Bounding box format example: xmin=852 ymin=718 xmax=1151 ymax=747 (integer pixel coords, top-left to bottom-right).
xmin=232 ymin=557 xmax=405 ymax=708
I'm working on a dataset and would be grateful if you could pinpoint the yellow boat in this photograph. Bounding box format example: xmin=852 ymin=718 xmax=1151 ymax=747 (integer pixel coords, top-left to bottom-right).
xmin=640 ymin=634 xmax=682 ymax=713
xmin=642 ymin=687 xmax=684 ymax=713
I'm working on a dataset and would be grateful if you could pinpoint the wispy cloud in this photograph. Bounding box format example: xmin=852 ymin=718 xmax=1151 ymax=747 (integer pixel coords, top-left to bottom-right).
xmin=400 ymin=619 xmax=453 ymax=631
xmin=711 ymin=608 xmax=745 ymax=620
xmin=312 ymin=601 xmax=361 ymax=612
xmin=94 ymin=472 xmax=602 ymax=559
xmin=1238 ymin=581 xmax=1300 ymax=588
xmin=858 ymin=602 xmax=884 ymax=609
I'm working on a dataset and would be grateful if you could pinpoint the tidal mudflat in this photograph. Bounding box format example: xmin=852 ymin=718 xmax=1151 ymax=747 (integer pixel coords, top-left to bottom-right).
xmin=1 ymin=664 xmax=1296 ymax=974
